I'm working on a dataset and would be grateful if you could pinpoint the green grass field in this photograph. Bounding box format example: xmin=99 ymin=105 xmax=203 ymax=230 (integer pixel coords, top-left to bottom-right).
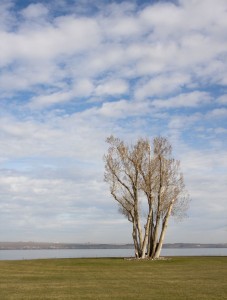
xmin=0 ymin=257 xmax=226 ymax=299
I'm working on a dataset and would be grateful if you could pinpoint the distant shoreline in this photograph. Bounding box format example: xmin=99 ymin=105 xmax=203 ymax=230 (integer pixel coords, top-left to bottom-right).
xmin=0 ymin=242 xmax=227 ymax=250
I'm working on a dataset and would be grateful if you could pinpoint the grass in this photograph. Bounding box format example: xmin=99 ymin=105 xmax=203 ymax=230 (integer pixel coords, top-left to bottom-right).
xmin=0 ymin=256 xmax=226 ymax=299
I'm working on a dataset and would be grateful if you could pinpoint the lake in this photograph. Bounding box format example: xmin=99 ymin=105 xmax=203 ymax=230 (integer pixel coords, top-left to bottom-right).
xmin=0 ymin=248 xmax=227 ymax=260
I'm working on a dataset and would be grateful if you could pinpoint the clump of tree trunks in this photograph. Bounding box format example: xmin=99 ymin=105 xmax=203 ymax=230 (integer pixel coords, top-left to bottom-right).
xmin=104 ymin=136 xmax=189 ymax=259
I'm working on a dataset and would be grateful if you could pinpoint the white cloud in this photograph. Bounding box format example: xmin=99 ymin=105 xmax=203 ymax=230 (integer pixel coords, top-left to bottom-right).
xmin=96 ymin=99 xmax=150 ymax=118
xmin=0 ymin=61 xmax=65 ymax=93
xmin=140 ymin=1 xmax=183 ymax=33
xmin=0 ymin=168 xmax=120 ymax=242
xmin=217 ymin=94 xmax=227 ymax=105
xmin=207 ymin=108 xmax=227 ymax=118
xmin=214 ymin=127 xmax=227 ymax=134
xmin=168 ymin=113 xmax=201 ymax=131
xmin=140 ymin=0 xmax=227 ymax=39
xmin=29 ymin=91 xmax=73 ymax=109
xmin=103 ymin=16 xmax=142 ymax=38
xmin=0 ymin=16 xmax=101 ymax=66
xmin=73 ymin=79 xmax=94 ymax=97
xmin=0 ymin=0 xmax=226 ymax=99
xmin=0 ymin=1 xmax=14 ymax=30
xmin=135 ymin=73 xmax=191 ymax=99
xmin=21 ymin=3 xmax=49 ymax=19
xmin=95 ymin=79 xmax=128 ymax=96
xmin=152 ymin=91 xmax=212 ymax=109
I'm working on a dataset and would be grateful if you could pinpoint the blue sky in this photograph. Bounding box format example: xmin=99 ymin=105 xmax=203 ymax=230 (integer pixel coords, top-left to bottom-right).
xmin=0 ymin=0 xmax=227 ymax=244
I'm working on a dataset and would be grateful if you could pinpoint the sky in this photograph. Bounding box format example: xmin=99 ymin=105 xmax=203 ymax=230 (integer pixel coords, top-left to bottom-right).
xmin=0 ymin=0 xmax=226 ymax=244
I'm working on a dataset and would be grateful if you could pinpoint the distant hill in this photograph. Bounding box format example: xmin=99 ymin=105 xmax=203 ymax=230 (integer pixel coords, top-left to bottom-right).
xmin=0 ymin=242 xmax=227 ymax=250
xmin=163 ymin=243 xmax=227 ymax=249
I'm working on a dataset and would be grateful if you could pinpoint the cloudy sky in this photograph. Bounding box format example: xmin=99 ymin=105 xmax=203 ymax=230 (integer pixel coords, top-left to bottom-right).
xmin=0 ymin=0 xmax=226 ymax=244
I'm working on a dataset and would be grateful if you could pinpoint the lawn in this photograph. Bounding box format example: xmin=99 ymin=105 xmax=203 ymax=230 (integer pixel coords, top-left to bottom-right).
xmin=0 ymin=256 xmax=226 ymax=299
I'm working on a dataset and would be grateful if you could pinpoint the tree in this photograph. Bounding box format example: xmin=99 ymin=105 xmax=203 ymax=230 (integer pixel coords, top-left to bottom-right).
xmin=104 ymin=135 xmax=189 ymax=259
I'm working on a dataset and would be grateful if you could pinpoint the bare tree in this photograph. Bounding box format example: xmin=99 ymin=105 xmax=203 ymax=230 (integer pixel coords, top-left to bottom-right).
xmin=104 ymin=136 xmax=189 ymax=259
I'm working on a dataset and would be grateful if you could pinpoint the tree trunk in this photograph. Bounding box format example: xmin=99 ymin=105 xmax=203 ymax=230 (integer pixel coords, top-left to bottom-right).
xmin=153 ymin=200 xmax=175 ymax=259
xmin=150 ymin=214 xmax=161 ymax=258
xmin=134 ymin=204 xmax=143 ymax=255
xmin=151 ymin=155 xmax=163 ymax=258
xmin=147 ymin=217 xmax=153 ymax=257
xmin=132 ymin=219 xmax=140 ymax=257
xmin=141 ymin=208 xmax=153 ymax=258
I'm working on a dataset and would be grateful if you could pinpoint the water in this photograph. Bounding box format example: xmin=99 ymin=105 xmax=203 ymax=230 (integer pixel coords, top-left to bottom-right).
xmin=0 ymin=249 xmax=131 ymax=261
xmin=0 ymin=248 xmax=227 ymax=260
